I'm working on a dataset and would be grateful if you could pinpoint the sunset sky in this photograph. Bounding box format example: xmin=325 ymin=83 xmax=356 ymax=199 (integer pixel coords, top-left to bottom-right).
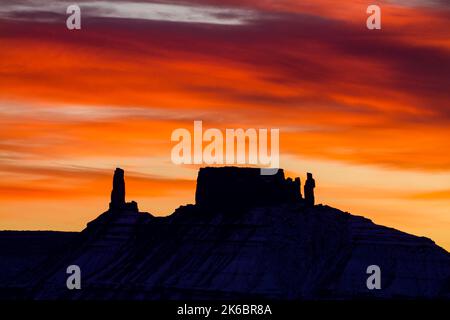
xmin=0 ymin=1 xmax=449 ymax=250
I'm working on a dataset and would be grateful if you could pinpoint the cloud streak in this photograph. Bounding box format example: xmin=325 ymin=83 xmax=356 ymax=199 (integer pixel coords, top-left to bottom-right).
xmin=0 ymin=0 xmax=259 ymax=25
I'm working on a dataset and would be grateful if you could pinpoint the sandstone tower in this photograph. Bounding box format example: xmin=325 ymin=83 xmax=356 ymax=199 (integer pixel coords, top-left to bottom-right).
xmin=109 ymin=168 xmax=138 ymax=212
xmin=304 ymin=172 xmax=316 ymax=207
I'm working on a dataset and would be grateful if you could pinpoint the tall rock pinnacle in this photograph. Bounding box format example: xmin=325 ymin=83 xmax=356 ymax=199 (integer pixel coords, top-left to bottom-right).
xmin=110 ymin=168 xmax=125 ymax=211
xmin=304 ymin=172 xmax=316 ymax=207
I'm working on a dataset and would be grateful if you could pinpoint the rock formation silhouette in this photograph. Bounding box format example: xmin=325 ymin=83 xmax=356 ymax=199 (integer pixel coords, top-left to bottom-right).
xmin=109 ymin=168 xmax=125 ymax=211
xmin=0 ymin=167 xmax=449 ymax=300
xmin=109 ymin=168 xmax=139 ymax=213
xmin=304 ymin=172 xmax=315 ymax=207
xmin=195 ymin=167 xmax=302 ymax=211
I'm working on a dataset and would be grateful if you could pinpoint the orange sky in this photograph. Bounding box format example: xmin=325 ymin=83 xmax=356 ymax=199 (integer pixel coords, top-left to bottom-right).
xmin=0 ymin=1 xmax=449 ymax=250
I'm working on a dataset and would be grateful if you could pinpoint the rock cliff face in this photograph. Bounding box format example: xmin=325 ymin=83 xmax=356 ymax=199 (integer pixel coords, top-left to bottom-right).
xmin=0 ymin=167 xmax=449 ymax=300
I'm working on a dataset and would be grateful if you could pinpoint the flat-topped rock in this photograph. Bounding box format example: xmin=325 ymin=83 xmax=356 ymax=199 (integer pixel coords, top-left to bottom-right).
xmin=195 ymin=167 xmax=302 ymax=210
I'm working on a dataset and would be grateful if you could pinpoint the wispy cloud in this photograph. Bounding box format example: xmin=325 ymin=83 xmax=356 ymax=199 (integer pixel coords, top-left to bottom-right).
xmin=0 ymin=102 xmax=217 ymax=122
xmin=0 ymin=0 xmax=258 ymax=25
xmin=386 ymin=0 xmax=450 ymax=8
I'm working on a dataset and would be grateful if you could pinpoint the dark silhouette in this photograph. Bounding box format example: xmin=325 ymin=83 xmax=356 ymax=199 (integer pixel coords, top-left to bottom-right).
xmin=304 ymin=172 xmax=315 ymax=207
xmin=109 ymin=168 xmax=125 ymax=211
xmin=195 ymin=167 xmax=301 ymax=211
xmin=0 ymin=167 xmax=449 ymax=300
xmin=109 ymin=168 xmax=139 ymax=212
